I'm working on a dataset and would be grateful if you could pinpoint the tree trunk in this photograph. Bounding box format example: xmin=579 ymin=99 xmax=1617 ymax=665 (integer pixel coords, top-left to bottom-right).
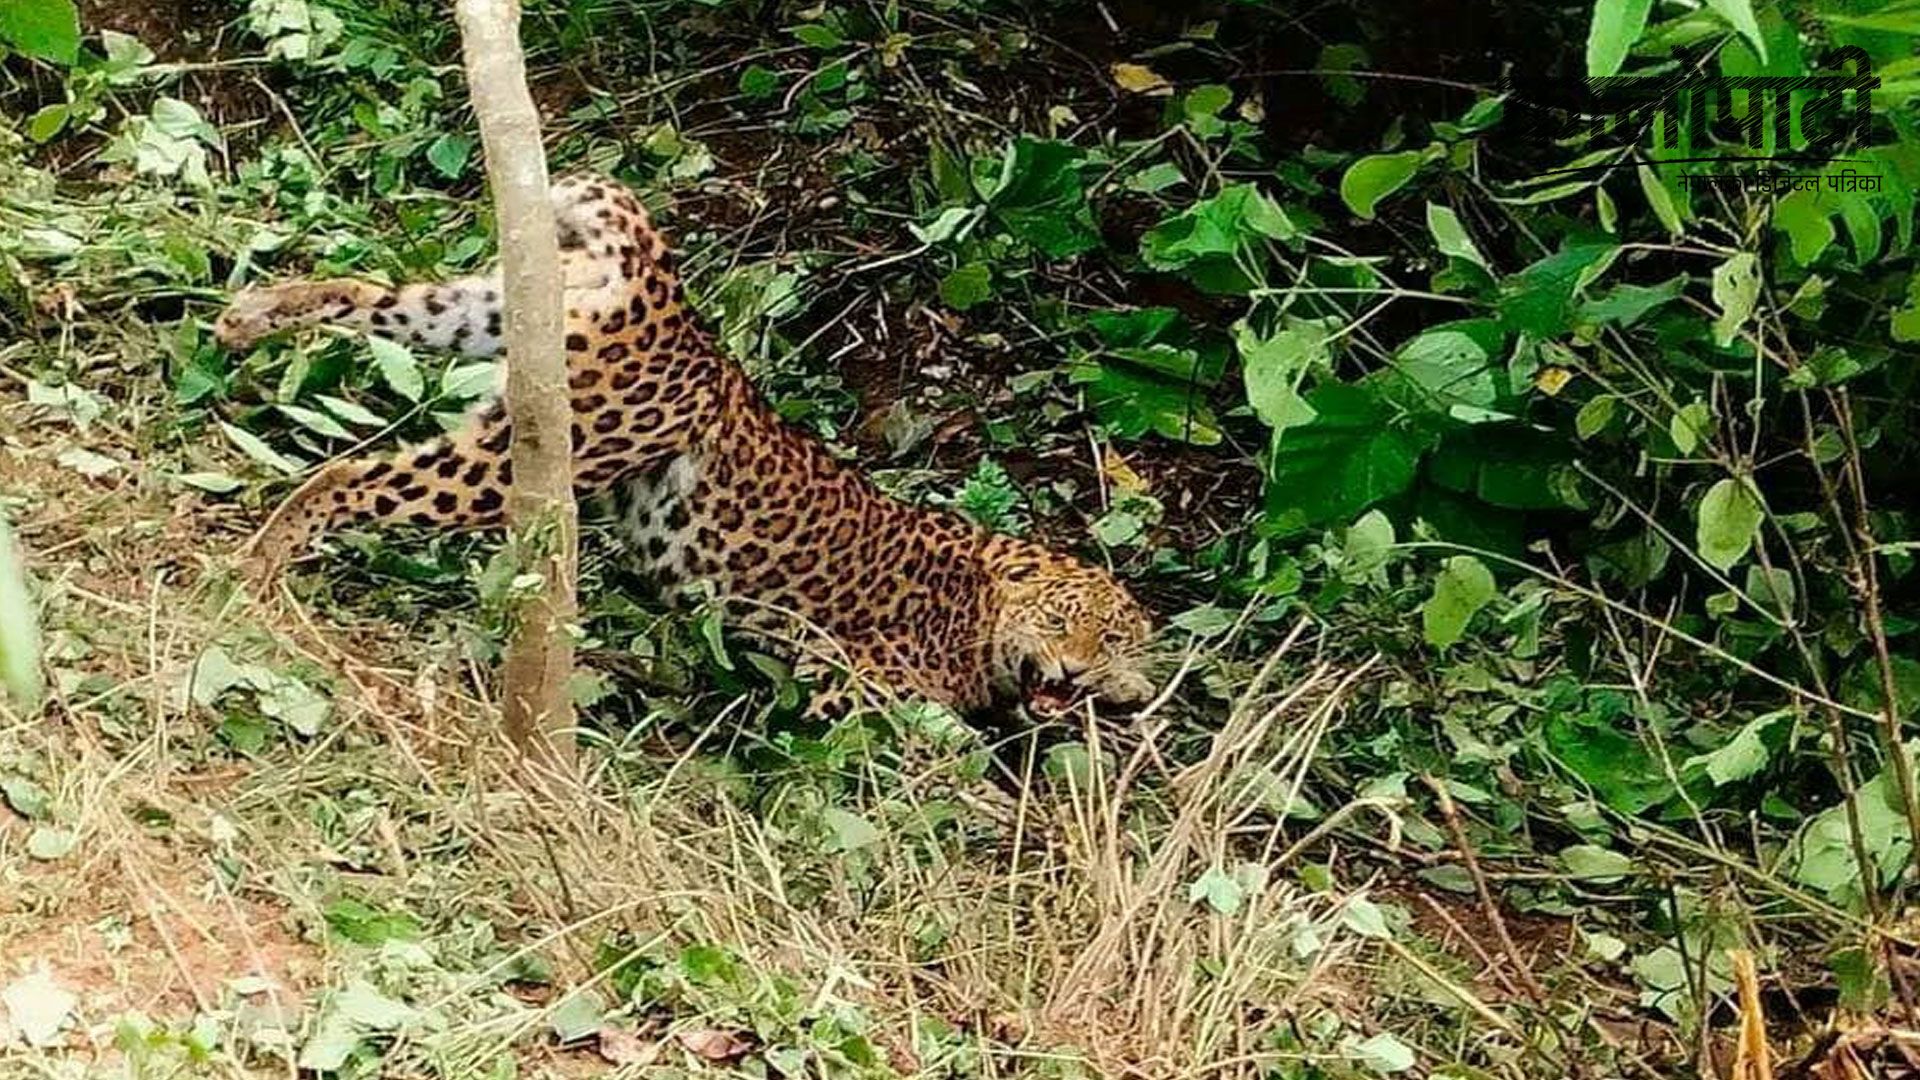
xmin=452 ymin=0 xmax=577 ymax=767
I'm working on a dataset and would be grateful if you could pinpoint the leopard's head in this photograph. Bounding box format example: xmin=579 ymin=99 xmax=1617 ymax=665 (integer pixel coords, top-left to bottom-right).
xmin=991 ymin=557 xmax=1157 ymax=712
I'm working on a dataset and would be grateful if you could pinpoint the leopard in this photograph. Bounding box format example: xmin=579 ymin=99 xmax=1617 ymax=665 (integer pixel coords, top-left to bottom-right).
xmin=213 ymin=172 xmax=1159 ymax=715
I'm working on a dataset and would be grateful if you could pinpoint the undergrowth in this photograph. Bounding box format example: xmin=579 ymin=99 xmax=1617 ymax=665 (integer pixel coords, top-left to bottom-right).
xmin=4 ymin=0 xmax=1920 ymax=1076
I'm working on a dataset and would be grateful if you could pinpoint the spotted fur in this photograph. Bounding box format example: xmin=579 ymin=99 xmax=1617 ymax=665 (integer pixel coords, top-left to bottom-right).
xmin=215 ymin=173 xmax=1156 ymax=713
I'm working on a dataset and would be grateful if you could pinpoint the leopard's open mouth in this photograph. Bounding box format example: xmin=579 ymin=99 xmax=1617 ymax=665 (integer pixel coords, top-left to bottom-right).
xmin=1026 ymin=679 xmax=1085 ymax=716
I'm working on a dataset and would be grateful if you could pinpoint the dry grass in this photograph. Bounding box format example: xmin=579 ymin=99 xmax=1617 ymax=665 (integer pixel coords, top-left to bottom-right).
xmin=0 ymin=392 xmax=1412 ymax=1077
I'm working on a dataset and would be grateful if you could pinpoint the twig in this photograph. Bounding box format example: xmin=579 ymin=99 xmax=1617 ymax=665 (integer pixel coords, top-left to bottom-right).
xmin=1423 ymin=775 xmax=1550 ymax=1008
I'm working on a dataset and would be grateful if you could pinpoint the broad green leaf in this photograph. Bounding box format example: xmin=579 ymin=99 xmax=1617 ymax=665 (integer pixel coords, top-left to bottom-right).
xmin=1745 ymin=564 xmax=1796 ymax=618
xmin=424 ymin=133 xmax=472 ymax=179
xmin=1587 ymin=0 xmax=1653 ymax=76
xmin=1425 ymin=203 xmax=1487 ymax=268
xmin=548 ymin=991 xmax=605 ymax=1043
xmin=1684 ymin=713 xmax=1780 ymax=786
xmin=1389 ymin=330 xmax=1494 ymax=412
xmin=0 ymin=0 xmax=80 ymax=64
xmin=1342 ymin=510 xmax=1396 ymax=583
xmin=0 ymin=519 xmax=44 ymax=713
xmin=368 ymin=337 xmax=424 ymax=402
xmin=1575 ymin=395 xmax=1617 ymax=439
xmin=1774 ymin=189 xmax=1833 ymax=264
xmin=1236 ymin=320 xmax=1323 ymax=434
xmin=984 ymin=138 xmax=1099 ymax=259
xmin=1499 ymin=243 xmax=1618 ymax=337
xmin=1421 ymin=555 xmax=1496 ymax=649
xmin=1340 ymin=896 xmax=1392 ymax=938
xmin=939 ymin=263 xmax=992 ymax=310
xmin=1266 ymin=383 xmax=1430 ymax=528
xmin=27 ymin=103 xmax=68 ymax=142
xmin=790 ymin=22 xmax=844 ymax=48
xmin=1696 ymin=478 xmax=1765 ymax=572
xmin=1669 ymin=401 xmax=1712 ymax=455
xmin=1560 ymin=844 xmax=1634 ymax=882
xmin=1140 ymin=184 xmax=1295 ymax=275
xmin=1710 ymin=252 xmax=1760 ymax=347
xmin=1790 ymin=754 xmax=1917 ymax=903
xmin=1705 ymin=0 xmax=1767 ymax=60
xmin=738 ymin=63 xmax=779 ymax=98
xmin=1340 ymin=151 xmax=1424 ymax=219
xmin=324 ymin=899 xmax=420 ymax=945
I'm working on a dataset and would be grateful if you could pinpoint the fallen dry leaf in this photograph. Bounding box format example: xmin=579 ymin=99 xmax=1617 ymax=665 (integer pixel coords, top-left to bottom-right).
xmin=1101 ymin=446 xmax=1150 ymax=497
xmin=676 ymin=1027 xmax=756 ymax=1063
xmin=1110 ymin=62 xmax=1171 ymax=95
xmin=1534 ymin=366 xmax=1574 ymax=396
xmin=596 ymin=1026 xmax=659 ymax=1067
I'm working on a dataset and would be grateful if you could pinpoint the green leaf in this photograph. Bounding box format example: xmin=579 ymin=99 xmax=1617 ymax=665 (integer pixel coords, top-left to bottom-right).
xmin=1637 ymin=164 xmax=1683 ymax=236
xmin=1499 ymin=243 xmax=1618 ymax=337
xmin=27 ymin=103 xmax=68 ymax=142
xmin=424 ymin=133 xmax=472 ymax=180
xmin=1684 ymin=713 xmax=1779 ymax=786
xmin=1669 ymin=401 xmax=1712 ymax=455
xmin=1266 ymin=383 xmax=1429 ymax=528
xmin=548 ymin=991 xmax=605 ymax=1043
xmin=1575 ymin=395 xmax=1617 ymax=439
xmin=822 ymin=807 xmax=879 ymax=853
xmin=984 ymin=139 xmax=1099 ymax=259
xmin=277 ymin=404 xmax=354 ymax=441
xmin=1587 ymin=0 xmax=1653 ymax=76
xmin=1139 ymin=183 xmax=1295 ymax=276
xmin=1560 ymin=844 xmax=1634 ymax=882
xmin=1710 ymin=251 xmax=1760 ymax=347
xmin=1236 ymin=320 xmax=1323 ymax=434
xmin=1704 ymin=0 xmax=1767 ymax=60
xmin=219 ymin=421 xmax=303 ymax=475
xmin=737 ymin=63 xmax=779 ymax=99
xmin=324 ymin=898 xmax=420 ymax=945
xmin=1388 ymin=330 xmax=1495 ymax=413
xmin=1345 ymin=1031 xmax=1416 ymax=1074
xmin=790 ymin=22 xmax=844 ymax=48
xmin=1339 ymin=151 xmax=1424 ymax=219
xmin=0 ymin=0 xmax=80 ymax=64
xmin=1773 ymin=189 xmax=1833 ymax=264
xmin=1744 ymin=564 xmax=1795 ymax=618
xmin=1696 ymin=478 xmax=1765 ymax=572
xmin=0 ymin=519 xmax=43 ymax=712
xmin=1340 ymin=896 xmax=1392 ymax=938
xmin=1342 ymin=509 xmax=1396 ymax=583
xmin=1425 ymin=203 xmax=1487 ymax=268
xmin=938 ymin=263 xmax=992 ymax=310
xmin=1188 ymin=867 xmax=1244 ymax=915
xmin=1421 ymin=555 xmax=1496 ymax=649
xmin=368 ymin=337 xmax=424 ymax=402
xmin=1069 ymin=357 xmax=1222 ymax=446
